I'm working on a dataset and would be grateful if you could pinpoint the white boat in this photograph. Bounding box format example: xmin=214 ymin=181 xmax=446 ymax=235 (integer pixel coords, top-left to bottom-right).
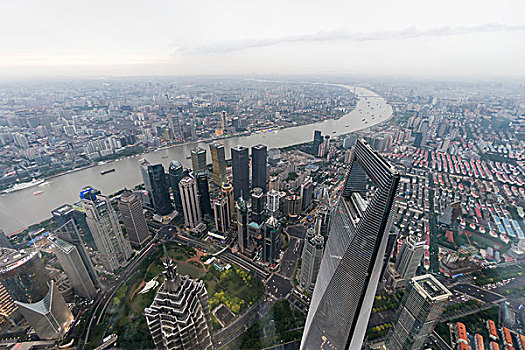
xmin=2 ymin=179 xmax=45 ymax=194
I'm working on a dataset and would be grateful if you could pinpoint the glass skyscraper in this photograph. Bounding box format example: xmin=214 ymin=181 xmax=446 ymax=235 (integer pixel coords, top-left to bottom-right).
xmin=231 ymin=145 xmax=250 ymax=201
xmin=251 ymin=144 xmax=267 ymax=192
xmin=301 ymin=139 xmax=400 ymax=350
xmin=140 ymin=159 xmax=173 ymax=215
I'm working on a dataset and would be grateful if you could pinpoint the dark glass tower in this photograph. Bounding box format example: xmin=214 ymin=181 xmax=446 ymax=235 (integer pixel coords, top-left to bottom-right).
xmin=210 ymin=143 xmax=226 ymax=186
xmin=231 ymin=145 xmax=250 ymax=201
xmin=312 ymin=130 xmax=322 ymax=154
xmin=301 ymin=139 xmax=400 ymax=350
xmin=236 ymin=198 xmax=249 ymax=253
xmin=191 ymin=147 xmax=207 ymax=174
xmin=262 ymin=215 xmax=281 ymax=264
xmin=140 ymin=159 xmax=173 ymax=215
xmin=251 ymin=187 xmax=265 ymax=225
xmin=168 ymin=160 xmax=188 ymax=211
xmin=196 ymin=171 xmax=212 ymax=217
xmin=251 ymin=144 xmax=267 ymax=192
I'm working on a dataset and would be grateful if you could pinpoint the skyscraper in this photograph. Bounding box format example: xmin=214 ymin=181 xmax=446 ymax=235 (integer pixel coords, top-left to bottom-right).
xmin=140 ymin=159 xmax=173 ymax=215
xmin=314 ymin=204 xmax=331 ymax=240
xmin=312 ymin=130 xmax=322 ymax=155
xmin=168 ymin=160 xmax=188 ymax=212
xmin=196 ymin=171 xmax=212 ymax=217
xmin=221 ymin=182 xmax=234 ymax=220
xmin=118 ymin=190 xmax=150 ymax=249
xmin=300 ymin=228 xmax=325 ymax=291
xmin=231 ymin=145 xmax=250 ymax=201
xmin=251 ymin=144 xmax=268 ymax=192
xmin=213 ymin=197 xmax=230 ymax=234
xmin=145 ymin=254 xmax=214 ymax=350
xmin=300 ymin=177 xmax=314 ymax=213
xmin=251 ymin=187 xmax=265 ymax=225
xmin=236 ymin=198 xmax=249 ymax=253
xmin=179 ymin=176 xmax=202 ymax=229
xmin=210 ymin=142 xmax=226 ymax=186
xmin=395 ymin=235 xmax=426 ymax=281
xmin=262 ymin=215 xmax=281 ymax=264
xmin=15 ymin=280 xmax=74 ymax=340
xmin=301 ymin=139 xmax=400 ymax=350
xmin=386 ymin=275 xmax=451 ymax=350
xmin=50 ymin=236 xmax=98 ymax=300
xmin=52 ymin=204 xmax=100 ymax=289
xmin=191 ymin=147 xmax=207 ymax=174
xmin=81 ymin=187 xmax=132 ymax=273
xmin=267 ymin=189 xmax=280 ymax=216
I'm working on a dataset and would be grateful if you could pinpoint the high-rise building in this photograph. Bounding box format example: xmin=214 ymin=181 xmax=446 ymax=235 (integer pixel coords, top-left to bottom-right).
xmin=236 ymin=198 xmax=249 ymax=253
xmin=80 ymin=187 xmax=132 ymax=273
xmin=314 ymin=204 xmax=331 ymax=241
xmin=231 ymin=145 xmax=250 ymax=201
xmin=213 ymin=197 xmax=230 ymax=234
xmin=300 ymin=228 xmax=325 ymax=291
xmin=191 ymin=147 xmax=207 ymax=174
xmin=196 ymin=171 xmax=212 ymax=217
xmin=284 ymin=194 xmax=302 ymax=219
xmin=210 ymin=143 xmax=226 ymax=186
xmin=313 ymin=130 xmax=323 ymax=155
xmin=52 ymin=204 xmax=99 ymax=289
xmin=386 ymin=275 xmax=451 ymax=350
xmin=15 ymin=280 xmax=74 ymax=340
xmin=0 ymin=283 xmax=16 ymax=323
xmin=179 ymin=176 xmax=202 ymax=229
xmin=251 ymin=144 xmax=268 ymax=192
xmin=145 ymin=254 xmax=214 ymax=350
xmin=267 ymin=189 xmax=280 ymax=216
xmin=300 ymin=177 xmax=314 ymax=213
xmin=140 ymin=159 xmax=173 ymax=215
xmin=268 ymin=148 xmax=280 ymax=166
xmin=0 ymin=248 xmax=51 ymax=304
xmin=50 ymin=236 xmax=98 ymax=300
xmin=395 ymin=235 xmax=426 ymax=280
xmin=0 ymin=229 xmax=13 ymax=249
xmin=262 ymin=215 xmax=281 ymax=265
xmin=168 ymin=161 xmax=188 ymax=212
xmin=251 ymin=187 xmax=265 ymax=225
xmin=118 ymin=190 xmax=150 ymax=249
xmin=301 ymin=139 xmax=400 ymax=350
xmin=221 ymin=182 xmax=234 ymax=220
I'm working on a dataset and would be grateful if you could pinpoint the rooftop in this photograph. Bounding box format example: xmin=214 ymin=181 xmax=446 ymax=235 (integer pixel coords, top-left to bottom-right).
xmin=412 ymin=274 xmax=452 ymax=301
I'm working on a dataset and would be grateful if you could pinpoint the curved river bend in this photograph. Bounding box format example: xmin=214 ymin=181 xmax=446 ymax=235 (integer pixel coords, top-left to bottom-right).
xmin=0 ymin=85 xmax=392 ymax=234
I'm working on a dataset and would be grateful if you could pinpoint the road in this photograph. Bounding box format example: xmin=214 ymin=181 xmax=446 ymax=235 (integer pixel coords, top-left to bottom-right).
xmin=78 ymin=237 xmax=159 ymax=349
xmin=452 ymin=283 xmax=506 ymax=304
xmin=279 ymin=237 xmax=302 ymax=279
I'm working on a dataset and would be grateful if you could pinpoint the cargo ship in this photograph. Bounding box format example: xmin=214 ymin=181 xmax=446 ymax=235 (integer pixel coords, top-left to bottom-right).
xmin=100 ymin=169 xmax=116 ymax=175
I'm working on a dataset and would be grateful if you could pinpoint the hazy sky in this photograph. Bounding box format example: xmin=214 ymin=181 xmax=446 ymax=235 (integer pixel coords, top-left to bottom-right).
xmin=0 ymin=0 xmax=524 ymax=79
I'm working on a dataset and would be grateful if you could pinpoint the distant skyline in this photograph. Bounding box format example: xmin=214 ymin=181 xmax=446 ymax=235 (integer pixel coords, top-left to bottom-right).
xmin=0 ymin=0 xmax=524 ymax=79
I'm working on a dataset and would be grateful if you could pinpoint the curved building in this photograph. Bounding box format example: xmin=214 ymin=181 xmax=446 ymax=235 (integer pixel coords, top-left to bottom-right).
xmin=301 ymin=139 xmax=400 ymax=350
xmin=0 ymin=248 xmax=50 ymax=304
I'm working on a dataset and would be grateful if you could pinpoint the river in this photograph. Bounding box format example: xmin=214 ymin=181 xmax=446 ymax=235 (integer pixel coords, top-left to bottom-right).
xmin=0 ymin=85 xmax=392 ymax=234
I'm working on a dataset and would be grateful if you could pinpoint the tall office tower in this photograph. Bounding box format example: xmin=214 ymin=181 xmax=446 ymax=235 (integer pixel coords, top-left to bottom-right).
xmin=395 ymin=235 xmax=426 ymax=280
xmin=300 ymin=139 xmax=400 ymax=350
xmin=267 ymin=189 xmax=280 ymax=216
xmin=386 ymin=275 xmax=451 ymax=350
xmin=268 ymin=176 xmax=280 ymax=192
xmin=221 ymin=182 xmax=235 ymax=220
xmin=80 ymin=187 xmax=132 ymax=273
xmin=118 ymin=190 xmax=150 ymax=249
xmin=210 ymin=143 xmax=226 ymax=186
xmin=16 ymin=280 xmax=74 ymax=340
xmin=313 ymin=130 xmax=323 ymax=154
xmin=314 ymin=204 xmax=331 ymax=240
xmin=50 ymin=236 xmax=98 ymax=300
xmin=168 ymin=161 xmax=188 ymax=212
xmin=231 ymin=145 xmax=250 ymax=201
xmin=251 ymin=187 xmax=265 ymax=225
xmin=262 ymin=215 xmax=281 ymax=264
xmin=251 ymin=144 xmax=268 ymax=192
xmin=51 ymin=204 xmax=99 ymax=289
xmin=145 ymin=254 xmax=214 ymax=350
xmin=213 ymin=197 xmax=230 ymax=234
xmin=0 ymin=248 xmax=73 ymax=339
xmin=0 ymin=229 xmax=13 ymax=248
xmin=300 ymin=228 xmax=325 ymax=291
xmin=236 ymin=198 xmax=249 ymax=253
xmin=191 ymin=147 xmax=207 ymax=174
xmin=179 ymin=176 xmax=202 ymax=229
xmin=140 ymin=159 xmax=173 ymax=215
xmin=196 ymin=171 xmax=212 ymax=217
xmin=300 ymin=177 xmax=314 ymax=213
xmin=284 ymin=194 xmax=302 ymax=219
xmin=221 ymin=111 xmax=228 ymax=131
